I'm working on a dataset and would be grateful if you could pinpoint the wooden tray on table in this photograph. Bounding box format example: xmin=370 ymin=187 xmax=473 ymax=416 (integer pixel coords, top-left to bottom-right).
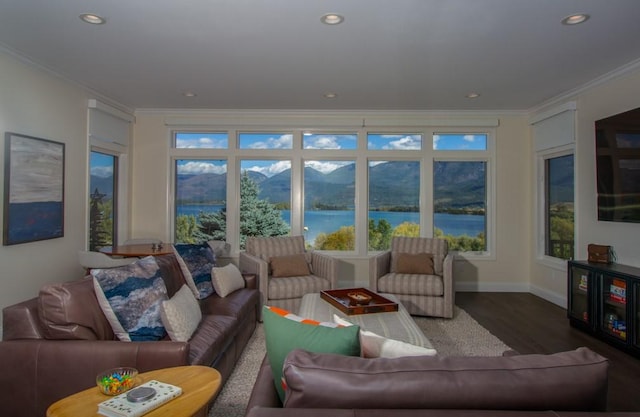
xmin=320 ymin=288 xmax=398 ymax=315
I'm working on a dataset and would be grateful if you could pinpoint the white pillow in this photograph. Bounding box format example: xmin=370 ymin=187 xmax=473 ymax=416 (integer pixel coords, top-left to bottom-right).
xmin=160 ymin=285 xmax=202 ymax=342
xmin=333 ymin=314 xmax=437 ymax=358
xmin=211 ymin=263 xmax=245 ymax=297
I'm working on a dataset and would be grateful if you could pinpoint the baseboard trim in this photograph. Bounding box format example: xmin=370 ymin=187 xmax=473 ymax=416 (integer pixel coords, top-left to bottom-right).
xmin=455 ymin=281 xmax=566 ymax=308
xmin=455 ymin=281 xmax=529 ymax=293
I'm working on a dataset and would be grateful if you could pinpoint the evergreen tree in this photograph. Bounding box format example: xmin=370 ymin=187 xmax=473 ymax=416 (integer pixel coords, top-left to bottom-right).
xmin=238 ymin=172 xmax=289 ymax=248
xmin=89 ymin=188 xmax=111 ymax=251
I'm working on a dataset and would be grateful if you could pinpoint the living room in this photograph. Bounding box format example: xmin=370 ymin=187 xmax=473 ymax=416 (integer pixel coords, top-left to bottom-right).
xmin=1 ymin=1 xmax=640 ymax=416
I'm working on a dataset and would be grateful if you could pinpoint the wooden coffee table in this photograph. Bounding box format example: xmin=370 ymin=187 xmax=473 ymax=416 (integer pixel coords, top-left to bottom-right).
xmin=299 ymin=292 xmax=434 ymax=349
xmin=46 ymin=366 xmax=221 ymax=417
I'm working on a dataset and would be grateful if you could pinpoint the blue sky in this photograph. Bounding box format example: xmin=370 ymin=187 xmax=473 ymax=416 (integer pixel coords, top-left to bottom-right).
xmin=175 ymin=132 xmax=228 ymax=149
xmin=90 ymin=152 xmax=115 ymax=177
xmin=433 ymin=134 xmax=487 ymax=150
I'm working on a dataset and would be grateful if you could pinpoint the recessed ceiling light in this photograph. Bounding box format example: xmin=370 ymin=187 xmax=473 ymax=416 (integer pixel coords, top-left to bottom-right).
xmin=323 ymin=92 xmax=338 ymax=99
xmin=183 ymin=91 xmax=197 ymax=97
xmin=466 ymin=92 xmax=481 ymax=99
xmin=321 ymin=13 xmax=344 ymax=25
xmin=79 ymin=13 xmax=106 ymax=25
xmin=561 ymin=13 xmax=590 ymax=25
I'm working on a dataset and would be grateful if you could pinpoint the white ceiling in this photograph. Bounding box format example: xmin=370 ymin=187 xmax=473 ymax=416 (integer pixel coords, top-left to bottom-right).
xmin=1 ymin=0 xmax=640 ymax=111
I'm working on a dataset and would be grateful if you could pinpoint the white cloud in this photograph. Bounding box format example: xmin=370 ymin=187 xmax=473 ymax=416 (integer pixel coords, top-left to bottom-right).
xmin=304 ymin=135 xmax=341 ymax=149
xmin=383 ymin=135 xmax=421 ymax=150
xmin=305 ymin=160 xmax=352 ymax=174
xmin=91 ymin=166 xmax=113 ymax=177
xmin=247 ymin=134 xmax=293 ymax=149
xmin=176 ymin=135 xmax=227 ymax=149
xmin=178 ymin=161 xmax=227 ymax=175
xmin=433 ymin=134 xmax=441 ymax=150
xmin=463 ymin=134 xmax=476 ymax=142
xmin=244 ymin=160 xmax=291 ymax=177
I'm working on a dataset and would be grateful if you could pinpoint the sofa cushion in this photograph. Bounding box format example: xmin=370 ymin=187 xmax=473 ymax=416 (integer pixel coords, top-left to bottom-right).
xmin=38 ymin=277 xmax=114 ymax=340
xmin=154 ymin=253 xmax=188 ymax=298
xmin=173 ymin=243 xmax=216 ymax=299
xmin=333 ymin=314 xmax=437 ymax=358
xmin=262 ymin=306 xmax=361 ymax=402
xmin=92 ymin=256 xmax=168 ymax=342
xmin=282 ymin=348 xmax=609 ymax=411
xmin=212 ymin=263 xmax=245 ymax=297
xmin=270 ymin=254 xmax=311 ymax=278
xmin=160 ymin=284 xmax=202 ymax=342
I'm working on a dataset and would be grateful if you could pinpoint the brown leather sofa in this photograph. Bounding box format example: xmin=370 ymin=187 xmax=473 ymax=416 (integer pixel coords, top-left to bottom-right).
xmin=0 ymin=253 xmax=260 ymax=417
xmin=245 ymin=348 xmax=640 ymax=417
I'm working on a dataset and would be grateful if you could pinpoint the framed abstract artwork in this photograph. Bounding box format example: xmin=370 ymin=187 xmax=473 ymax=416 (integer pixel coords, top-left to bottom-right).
xmin=3 ymin=132 xmax=65 ymax=245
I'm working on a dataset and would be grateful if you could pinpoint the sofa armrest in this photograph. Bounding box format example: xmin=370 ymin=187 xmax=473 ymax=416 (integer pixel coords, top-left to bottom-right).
xmin=442 ymin=253 xmax=455 ymax=318
xmin=2 ymin=297 xmax=45 ymax=340
xmin=369 ymin=251 xmax=391 ymax=290
xmin=0 ymin=339 xmax=189 ymax=417
xmin=310 ymin=251 xmax=338 ymax=288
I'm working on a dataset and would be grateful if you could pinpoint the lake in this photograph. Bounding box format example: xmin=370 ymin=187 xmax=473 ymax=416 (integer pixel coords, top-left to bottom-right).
xmin=177 ymin=205 xmax=485 ymax=244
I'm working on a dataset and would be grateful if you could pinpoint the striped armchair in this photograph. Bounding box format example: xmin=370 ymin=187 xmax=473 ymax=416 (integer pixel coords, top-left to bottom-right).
xmin=239 ymin=235 xmax=337 ymax=314
xmin=369 ymin=237 xmax=454 ymax=318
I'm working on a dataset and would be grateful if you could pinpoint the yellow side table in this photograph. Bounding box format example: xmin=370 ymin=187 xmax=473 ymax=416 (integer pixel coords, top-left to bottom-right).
xmin=47 ymin=366 xmax=221 ymax=417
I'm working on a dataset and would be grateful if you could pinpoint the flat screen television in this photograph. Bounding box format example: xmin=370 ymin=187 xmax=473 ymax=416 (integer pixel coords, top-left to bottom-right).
xmin=595 ymin=107 xmax=640 ymax=223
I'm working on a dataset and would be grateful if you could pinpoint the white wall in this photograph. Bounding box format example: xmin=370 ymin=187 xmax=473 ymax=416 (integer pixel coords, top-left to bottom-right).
xmin=0 ymin=50 xmax=108 ymax=327
xmin=530 ymin=65 xmax=640 ymax=307
xmin=131 ymin=111 xmax=531 ymax=294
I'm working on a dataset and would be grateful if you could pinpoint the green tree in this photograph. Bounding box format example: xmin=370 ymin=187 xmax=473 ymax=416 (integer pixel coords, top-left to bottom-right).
xmin=314 ymin=226 xmax=355 ymax=250
xmin=369 ymin=219 xmax=392 ymax=250
xmin=393 ymin=221 xmax=420 ymax=237
xmin=175 ymin=214 xmax=198 ymax=243
xmin=435 ymin=228 xmax=485 ymax=251
xmin=89 ymin=188 xmax=111 ymax=251
xmin=238 ymin=172 xmax=290 ymax=248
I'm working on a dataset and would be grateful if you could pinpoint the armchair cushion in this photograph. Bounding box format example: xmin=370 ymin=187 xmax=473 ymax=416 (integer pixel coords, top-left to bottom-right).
xmin=268 ymin=275 xmax=331 ymax=300
xmin=378 ymin=273 xmax=444 ymax=297
xmin=393 ymin=252 xmax=434 ymax=275
xmin=270 ymin=254 xmax=311 ymax=278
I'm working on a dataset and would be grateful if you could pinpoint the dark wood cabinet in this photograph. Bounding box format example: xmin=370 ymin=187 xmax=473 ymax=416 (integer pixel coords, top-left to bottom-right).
xmin=568 ymin=260 xmax=640 ymax=357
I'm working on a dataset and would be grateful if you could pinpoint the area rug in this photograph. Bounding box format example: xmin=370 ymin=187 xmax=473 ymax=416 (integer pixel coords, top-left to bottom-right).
xmin=208 ymin=306 xmax=511 ymax=417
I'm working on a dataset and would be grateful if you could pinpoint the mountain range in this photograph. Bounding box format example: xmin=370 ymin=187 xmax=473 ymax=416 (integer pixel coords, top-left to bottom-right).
xmin=92 ymin=161 xmax=488 ymax=210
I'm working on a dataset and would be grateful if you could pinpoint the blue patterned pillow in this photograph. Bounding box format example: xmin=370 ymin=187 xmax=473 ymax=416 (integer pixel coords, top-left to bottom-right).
xmin=92 ymin=256 xmax=168 ymax=341
xmin=173 ymin=243 xmax=216 ymax=299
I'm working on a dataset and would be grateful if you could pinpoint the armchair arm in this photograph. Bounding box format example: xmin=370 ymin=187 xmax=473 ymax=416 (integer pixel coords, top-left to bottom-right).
xmin=240 ymin=252 xmax=270 ymax=304
xmin=310 ymin=251 xmax=338 ymax=288
xmin=0 ymin=339 xmax=189 ymax=417
xmin=442 ymin=253 xmax=455 ymax=318
xmin=369 ymin=251 xmax=391 ymax=291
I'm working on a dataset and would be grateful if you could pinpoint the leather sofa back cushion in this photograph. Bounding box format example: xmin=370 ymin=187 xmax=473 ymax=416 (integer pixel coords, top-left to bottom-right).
xmin=38 ymin=278 xmax=115 ymax=340
xmin=282 ymin=347 xmax=609 ymax=411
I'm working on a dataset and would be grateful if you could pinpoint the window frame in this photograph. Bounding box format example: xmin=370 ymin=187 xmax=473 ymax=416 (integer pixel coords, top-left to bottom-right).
xmin=536 ymin=144 xmax=575 ymax=268
xmin=168 ymin=125 xmax=496 ymax=259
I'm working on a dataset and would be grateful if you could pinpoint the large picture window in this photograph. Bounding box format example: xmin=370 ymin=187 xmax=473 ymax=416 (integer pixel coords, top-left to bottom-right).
xmin=170 ymin=126 xmax=494 ymax=256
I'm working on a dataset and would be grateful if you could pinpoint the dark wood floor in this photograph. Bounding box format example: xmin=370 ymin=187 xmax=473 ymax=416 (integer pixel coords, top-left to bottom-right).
xmin=456 ymin=292 xmax=640 ymax=412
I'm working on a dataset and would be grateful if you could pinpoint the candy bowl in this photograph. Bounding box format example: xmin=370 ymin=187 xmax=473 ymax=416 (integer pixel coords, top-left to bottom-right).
xmin=96 ymin=367 xmax=138 ymax=395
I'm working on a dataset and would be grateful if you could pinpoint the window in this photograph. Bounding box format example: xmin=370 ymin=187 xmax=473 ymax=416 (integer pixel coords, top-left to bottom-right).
xmin=174 ymin=159 xmax=227 ymax=244
xmin=89 ymin=151 xmax=118 ymax=250
xmin=545 ymin=154 xmax=574 ymax=260
xmin=433 ymin=161 xmax=487 ymax=251
xmin=368 ymin=160 xmax=420 ymax=250
xmin=304 ymin=160 xmax=356 ymax=250
xmin=169 ymin=126 xmax=494 ymax=256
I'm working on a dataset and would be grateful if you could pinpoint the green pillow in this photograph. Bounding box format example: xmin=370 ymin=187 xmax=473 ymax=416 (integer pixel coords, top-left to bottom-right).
xmin=262 ymin=305 xmax=361 ymax=402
